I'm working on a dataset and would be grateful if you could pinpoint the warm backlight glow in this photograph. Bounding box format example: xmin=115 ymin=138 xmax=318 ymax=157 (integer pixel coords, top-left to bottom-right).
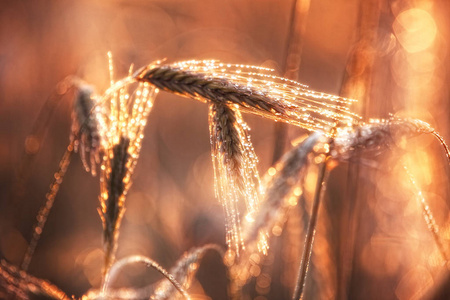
xmin=393 ymin=9 xmax=437 ymax=53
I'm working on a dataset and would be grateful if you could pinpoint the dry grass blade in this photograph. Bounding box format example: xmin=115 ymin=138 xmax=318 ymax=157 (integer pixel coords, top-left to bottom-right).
xmin=209 ymin=103 xmax=261 ymax=255
xmin=1 ymin=259 xmax=70 ymax=300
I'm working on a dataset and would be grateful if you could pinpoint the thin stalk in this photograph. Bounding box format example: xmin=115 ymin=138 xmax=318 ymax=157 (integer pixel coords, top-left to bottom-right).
xmin=338 ymin=0 xmax=382 ymax=298
xmin=273 ymin=0 xmax=311 ymax=164
xmin=403 ymin=164 xmax=449 ymax=262
xmin=8 ymin=78 xmax=75 ymax=224
xmin=292 ymin=159 xmax=328 ymax=300
xmin=21 ymin=141 xmax=74 ymax=271
xmin=432 ymin=131 xmax=450 ymax=165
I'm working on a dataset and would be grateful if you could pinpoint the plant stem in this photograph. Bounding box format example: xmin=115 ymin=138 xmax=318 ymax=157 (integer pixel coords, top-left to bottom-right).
xmin=338 ymin=0 xmax=382 ymax=298
xmin=21 ymin=142 xmax=74 ymax=271
xmin=292 ymin=159 xmax=328 ymax=300
xmin=272 ymin=0 xmax=311 ymax=164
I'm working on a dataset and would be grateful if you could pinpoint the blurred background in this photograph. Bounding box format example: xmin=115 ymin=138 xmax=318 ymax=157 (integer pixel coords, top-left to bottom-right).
xmin=1 ymin=0 xmax=450 ymax=299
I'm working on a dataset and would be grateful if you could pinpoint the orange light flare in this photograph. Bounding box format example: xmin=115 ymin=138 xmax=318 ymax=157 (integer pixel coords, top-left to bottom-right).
xmin=363 ymin=4 xmax=450 ymax=298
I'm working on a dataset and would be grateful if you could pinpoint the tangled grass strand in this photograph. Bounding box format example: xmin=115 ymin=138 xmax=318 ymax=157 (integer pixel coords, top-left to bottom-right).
xmin=0 ymin=259 xmax=70 ymax=300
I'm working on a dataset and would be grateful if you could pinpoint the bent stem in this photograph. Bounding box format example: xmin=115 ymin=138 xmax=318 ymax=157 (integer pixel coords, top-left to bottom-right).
xmin=21 ymin=141 xmax=74 ymax=271
xmin=431 ymin=130 xmax=450 ymax=165
xmin=403 ymin=163 xmax=449 ymax=263
xmin=292 ymin=158 xmax=328 ymax=300
xmin=102 ymin=255 xmax=190 ymax=300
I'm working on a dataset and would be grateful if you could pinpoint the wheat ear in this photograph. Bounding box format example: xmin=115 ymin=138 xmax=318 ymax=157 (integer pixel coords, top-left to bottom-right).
xmin=209 ymin=104 xmax=244 ymax=255
xmin=134 ymin=60 xmax=360 ymax=134
xmin=99 ymin=136 xmax=130 ymax=275
xmin=95 ymin=77 xmax=158 ymax=275
xmin=209 ymin=103 xmax=261 ymax=255
xmin=210 ymin=104 xmax=245 ymax=190
xmin=135 ymin=65 xmax=286 ymax=117
xmin=70 ymin=81 xmax=102 ymax=176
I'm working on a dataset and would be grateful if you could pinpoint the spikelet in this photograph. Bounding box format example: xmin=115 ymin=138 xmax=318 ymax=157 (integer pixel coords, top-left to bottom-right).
xmin=70 ymin=81 xmax=102 ymax=176
xmin=99 ymin=136 xmax=130 ymax=274
xmin=135 ymin=60 xmax=360 ymax=135
xmin=331 ymin=117 xmax=437 ymax=159
xmin=97 ymin=74 xmax=158 ymax=274
xmin=209 ymin=103 xmax=261 ymax=256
